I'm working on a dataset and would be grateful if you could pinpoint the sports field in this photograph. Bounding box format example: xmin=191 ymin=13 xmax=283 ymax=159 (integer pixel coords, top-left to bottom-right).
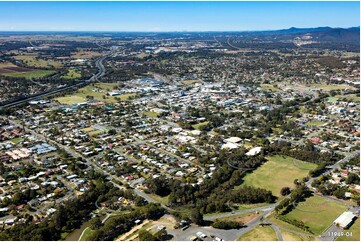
xmin=284 ymin=195 xmax=348 ymax=235
xmin=241 ymin=155 xmax=317 ymax=197
xmin=238 ymin=225 xmax=277 ymax=241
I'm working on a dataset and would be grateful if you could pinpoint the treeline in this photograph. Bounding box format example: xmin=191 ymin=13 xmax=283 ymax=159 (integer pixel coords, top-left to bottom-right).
xmin=276 ymin=215 xmax=313 ymax=234
xmin=275 ymin=183 xmax=312 ymax=216
xmin=212 ymin=220 xmax=245 ymax=230
xmin=146 ymin=172 xmax=275 ymax=214
xmin=88 ymin=203 xmax=165 ymax=241
xmin=146 ymin=149 xmax=273 ymax=213
xmin=268 ymin=140 xmax=340 ymax=165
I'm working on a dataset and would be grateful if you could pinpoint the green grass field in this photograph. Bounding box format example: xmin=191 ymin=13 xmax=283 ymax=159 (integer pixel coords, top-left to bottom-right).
xmin=3 ymin=69 xmax=55 ymax=79
xmin=335 ymin=94 xmax=360 ymax=102
xmin=143 ymin=111 xmax=160 ymax=118
xmin=238 ymin=225 xmax=278 ymax=241
xmin=10 ymin=137 xmax=22 ymax=144
xmin=279 ymin=228 xmax=316 ymax=241
xmin=55 ymin=96 xmax=86 ymax=104
xmin=260 ymin=84 xmax=280 ymax=92
xmin=54 ymin=83 xmax=136 ymax=104
xmin=14 ymin=55 xmax=63 ymax=68
xmin=0 ymin=62 xmax=16 ymax=68
xmin=146 ymin=193 xmax=169 ymax=205
xmin=192 ymin=121 xmax=209 ymax=130
xmin=79 ymin=227 xmax=96 ymax=241
xmin=336 ymin=218 xmax=360 ymax=241
xmin=62 ymin=69 xmax=81 ymax=79
xmin=71 ymin=50 xmax=102 ymax=59
xmin=326 ymin=97 xmax=339 ymax=103
xmin=181 ymin=80 xmax=199 ymax=85
xmin=268 ymin=214 xmax=313 ymax=235
xmin=241 ymin=155 xmax=317 ymax=197
xmin=284 ymin=196 xmax=348 ymax=235
xmin=306 ymin=120 xmax=326 ymax=127
xmin=81 ymin=127 xmax=103 ymax=136
xmin=93 ymin=82 xmax=119 ymax=90
xmin=312 ymin=84 xmax=356 ymax=91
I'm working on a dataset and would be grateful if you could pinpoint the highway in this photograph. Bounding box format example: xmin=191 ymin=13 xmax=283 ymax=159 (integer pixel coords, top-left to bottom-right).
xmin=0 ymin=55 xmax=108 ymax=109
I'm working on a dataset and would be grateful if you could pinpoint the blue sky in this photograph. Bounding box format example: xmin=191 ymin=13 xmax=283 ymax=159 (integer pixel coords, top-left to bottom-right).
xmin=0 ymin=1 xmax=359 ymax=31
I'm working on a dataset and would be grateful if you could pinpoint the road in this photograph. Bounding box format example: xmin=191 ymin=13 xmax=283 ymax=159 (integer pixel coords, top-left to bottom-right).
xmin=204 ymin=205 xmax=276 ymax=221
xmin=0 ymin=55 xmax=108 ymax=108
xmin=306 ymin=150 xmax=360 ymax=188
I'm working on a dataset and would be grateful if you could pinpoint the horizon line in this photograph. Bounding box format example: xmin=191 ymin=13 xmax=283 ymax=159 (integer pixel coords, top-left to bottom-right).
xmin=0 ymin=26 xmax=359 ymax=33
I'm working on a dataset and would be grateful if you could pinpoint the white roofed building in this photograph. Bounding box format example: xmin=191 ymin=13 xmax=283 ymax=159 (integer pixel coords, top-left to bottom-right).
xmin=334 ymin=211 xmax=356 ymax=228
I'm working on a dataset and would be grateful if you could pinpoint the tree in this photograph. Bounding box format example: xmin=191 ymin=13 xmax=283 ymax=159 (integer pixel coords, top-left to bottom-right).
xmin=280 ymin=187 xmax=291 ymax=196
xmin=212 ymin=220 xmax=244 ymax=229
xmin=139 ymin=230 xmax=157 ymax=241
xmin=0 ymin=162 xmax=6 ymax=175
xmin=346 ymin=173 xmax=360 ymax=185
xmin=154 ymin=229 xmax=168 ymax=240
xmin=191 ymin=208 xmax=204 ymax=225
xmin=89 ymin=216 xmax=102 ymax=230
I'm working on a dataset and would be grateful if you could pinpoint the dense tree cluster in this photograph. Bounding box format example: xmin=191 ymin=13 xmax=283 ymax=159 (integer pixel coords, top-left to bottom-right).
xmin=88 ymin=203 xmax=165 ymax=241
xmin=0 ymin=179 xmax=135 ymax=241
xmin=211 ymin=220 xmax=244 ymax=230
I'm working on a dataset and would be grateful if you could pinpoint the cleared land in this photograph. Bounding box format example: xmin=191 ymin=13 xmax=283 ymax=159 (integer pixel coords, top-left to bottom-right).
xmin=71 ymin=50 xmax=102 ymax=59
xmin=0 ymin=62 xmax=31 ymax=75
xmin=213 ymin=211 xmax=262 ymax=224
xmin=238 ymin=225 xmax=278 ymax=241
xmin=241 ymin=155 xmax=317 ymax=197
xmin=2 ymin=69 xmax=55 ymax=79
xmin=14 ymin=55 xmax=63 ymax=68
xmin=62 ymin=69 xmax=81 ymax=79
xmin=283 ymin=195 xmax=348 ymax=235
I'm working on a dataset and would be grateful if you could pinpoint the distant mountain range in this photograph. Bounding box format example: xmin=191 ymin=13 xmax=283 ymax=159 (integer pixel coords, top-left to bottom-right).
xmin=260 ymin=26 xmax=360 ymax=43
xmin=273 ymin=26 xmax=359 ymax=34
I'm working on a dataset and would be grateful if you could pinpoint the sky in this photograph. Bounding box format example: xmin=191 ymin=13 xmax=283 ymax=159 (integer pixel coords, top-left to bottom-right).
xmin=0 ymin=1 xmax=359 ymax=31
